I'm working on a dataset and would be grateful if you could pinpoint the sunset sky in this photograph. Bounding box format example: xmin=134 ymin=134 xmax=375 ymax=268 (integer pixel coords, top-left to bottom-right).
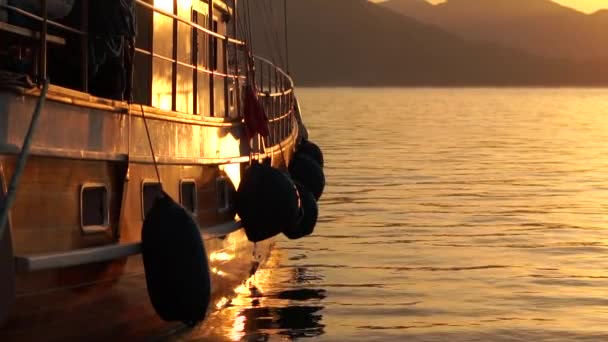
xmin=551 ymin=0 xmax=608 ymax=13
xmin=374 ymin=0 xmax=608 ymax=14
xmin=537 ymin=0 xmax=608 ymax=13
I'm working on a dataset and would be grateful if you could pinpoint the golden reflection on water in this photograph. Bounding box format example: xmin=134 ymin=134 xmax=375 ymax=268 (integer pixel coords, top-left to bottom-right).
xmin=209 ymin=251 xmax=235 ymax=263
xmin=174 ymin=88 xmax=608 ymax=341
xmin=183 ymin=248 xmax=288 ymax=341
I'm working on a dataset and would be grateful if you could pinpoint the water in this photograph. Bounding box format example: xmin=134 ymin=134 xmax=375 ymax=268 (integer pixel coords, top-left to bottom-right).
xmin=195 ymin=88 xmax=608 ymax=341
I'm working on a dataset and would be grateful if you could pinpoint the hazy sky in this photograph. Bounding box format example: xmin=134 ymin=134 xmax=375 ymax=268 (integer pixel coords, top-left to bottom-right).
xmin=373 ymin=0 xmax=608 ymax=14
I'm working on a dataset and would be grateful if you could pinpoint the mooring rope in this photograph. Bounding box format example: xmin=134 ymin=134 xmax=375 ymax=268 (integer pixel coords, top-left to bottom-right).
xmin=0 ymin=79 xmax=50 ymax=239
xmin=140 ymin=104 xmax=162 ymax=189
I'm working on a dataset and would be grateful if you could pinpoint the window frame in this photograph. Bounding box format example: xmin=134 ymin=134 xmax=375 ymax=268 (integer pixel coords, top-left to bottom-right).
xmin=216 ymin=176 xmax=230 ymax=214
xmin=179 ymin=178 xmax=198 ymax=216
xmin=141 ymin=180 xmax=163 ymax=220
xmin=79 ymin=183 xmax=110 ymax=234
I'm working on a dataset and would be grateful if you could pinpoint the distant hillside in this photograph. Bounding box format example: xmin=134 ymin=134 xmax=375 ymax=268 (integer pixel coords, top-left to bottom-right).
xmin=381 ymin=0 xmax=608 ymax=61
xmin=243 ymin=0 xmax=608 ymax=86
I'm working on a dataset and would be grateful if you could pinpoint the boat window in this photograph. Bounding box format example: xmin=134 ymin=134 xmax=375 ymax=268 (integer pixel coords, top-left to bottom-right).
xmin=80 ymin=184 xmax=109 ymax=234
xmin=175 ymin=0 xmax=195 ymax=114
xmin=194 ymin=4 xmax=210 ymax=116
xmin=151 ymin=0 xmax=174 ymax=111
xmin=211 ymin=19 xmax=218 ymax=71
xmin=142 ymin=181 xmax=163 ymax=219
xmin=229 ymin=86 xmax=235 ymax=111
xmin=216 ymin=177 xmax=230 ymax=213
xmin=180 ymin=179 xmax=197 ymax=215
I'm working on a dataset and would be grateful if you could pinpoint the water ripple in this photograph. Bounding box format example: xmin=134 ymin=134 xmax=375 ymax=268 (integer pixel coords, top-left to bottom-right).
xmin=193 ymin=88 xmax=608 ymax=341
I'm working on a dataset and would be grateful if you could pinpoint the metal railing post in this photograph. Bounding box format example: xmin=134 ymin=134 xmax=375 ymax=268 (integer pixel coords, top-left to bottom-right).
xmin=81 ymin=0 xmax=89 ymax=92
xmin=39 ymin=0 xmax=48 ymax=81
xmin=208 ymin=0 xmax=215 ymax=117
xmin=171 ymin=0 xmax=178 ymax=111
xmin=223 ymin=39 xmax=229 ymax=117
xmin=192 ymin=9 xmax=198 ymax=115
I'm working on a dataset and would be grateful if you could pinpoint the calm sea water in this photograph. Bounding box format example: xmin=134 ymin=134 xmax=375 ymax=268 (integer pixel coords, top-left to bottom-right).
xmin=193 ymin=88 xmax=608 ymax=341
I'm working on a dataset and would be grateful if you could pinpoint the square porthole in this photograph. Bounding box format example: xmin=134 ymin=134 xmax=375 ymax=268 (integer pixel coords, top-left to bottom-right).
xmin=229 ymin=87 xmax=235 ymax=109
xmin=142 ymin=181 xmax=162 ymax=220
xmin=180 ymin=180 xmax=197 ymax=215
xmin=216 ymin=177 xmax=230 ymax=213
xmin=80 ymin=183 xmax=109 ymax=234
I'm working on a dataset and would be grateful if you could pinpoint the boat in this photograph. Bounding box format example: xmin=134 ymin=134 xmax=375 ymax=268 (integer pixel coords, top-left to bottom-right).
xmin=0 ymin=0 xmax=324 ymax=339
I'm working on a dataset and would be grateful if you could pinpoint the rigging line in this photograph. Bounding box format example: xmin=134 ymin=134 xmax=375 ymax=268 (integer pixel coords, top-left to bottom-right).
xmin=244 ymin=0 xmax=258 ymax=81
xmin=245 ymin=0 xmax=255 ymax=50
xmin=263 ymin=0 xmax=286 ymax=69
xmin=267 ymin=0 xmax=286 ymax=69
xmin=140 ymin=105 xmax=162 ymax=189
xmin=239 ymin=1 xmax=247 ymax=39
xmin=261 ymin=0 xmax=280 ymax=65
xmin=236 ymin=0 xmax=248 ymax=41
xmin=242 ymin=0 xmax=257 ymax=87
xmin=236 ymin=1 xmax=246 ymax=43
xmin=255 ymin=0 xmax=281 ymax=67
xmin=284 ymin=0 xmax=289 ymax=74
xmin=238 ymin=0 xmax=254 ymax=61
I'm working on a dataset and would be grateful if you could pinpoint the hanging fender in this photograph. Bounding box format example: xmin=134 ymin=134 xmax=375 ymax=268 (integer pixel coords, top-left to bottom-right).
xmin=289 ymin=154 xmax=325 ymax=201
xmin=283 ymin=182 xmax=318 ymax=240
xmin=141 ymin=193 xmax=211 ymax=325
xmin=297 ymin=139 xmax=324 ymax=168
xmin=235 ymin=163 xmax=300 ymax=243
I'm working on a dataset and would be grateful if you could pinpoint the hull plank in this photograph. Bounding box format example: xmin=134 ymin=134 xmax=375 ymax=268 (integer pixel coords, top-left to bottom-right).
xmin=0 ymin=126 xmax=296 ymax=339
xmin=0 ymin=156 xmax=120 ymax=255
xmin=1 ymin=232 xmax=273 ymax=341
xmin=0 ymin=29 xmax=299 ymax=334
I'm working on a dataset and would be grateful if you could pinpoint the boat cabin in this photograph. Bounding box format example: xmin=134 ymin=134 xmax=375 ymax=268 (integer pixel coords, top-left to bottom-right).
xmin=0 ymin=0 xmax=297 ymax=254
xmin=0 ymin=0 xmax=244 ymax=118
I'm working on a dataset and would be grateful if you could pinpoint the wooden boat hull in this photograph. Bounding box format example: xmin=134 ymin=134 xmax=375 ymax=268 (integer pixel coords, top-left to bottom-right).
xmin=1 ymin=231 xmax=274 ymax=341
xmin=0 ymin=84 xmax=299 ymax=339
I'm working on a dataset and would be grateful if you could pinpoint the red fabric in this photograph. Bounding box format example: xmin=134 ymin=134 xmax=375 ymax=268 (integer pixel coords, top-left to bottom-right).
xmin=243 ymin=84 xmax=269 ymax=138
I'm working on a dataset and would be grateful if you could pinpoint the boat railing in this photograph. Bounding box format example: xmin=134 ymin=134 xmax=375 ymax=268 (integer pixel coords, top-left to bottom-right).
xmin=0 ymin=1 xmax=297 ymax=145
xmin=253 ymin=55 xmax=296 ymax=149
xmin=0 ymin=1 xmax=88 ymax=89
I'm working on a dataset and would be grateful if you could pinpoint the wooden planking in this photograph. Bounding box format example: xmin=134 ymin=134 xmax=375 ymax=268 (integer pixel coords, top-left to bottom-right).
xmin=0 ymin=163 xmax=16 ymax=325
xmin=1 ymin=156 xmax=121 ymax=254
xmin=15 ymin=255 xmax=142 ymax=296
xmin=1 ymin=154 xmax=244 ymax=254
xmin=14 ymin=220 xmax=243 ymax=273
xmin=0 ymin=123 xmax=297 ymax=336
xmin=1 ymin=233 xmax=274 ymax=340
xmin=116 ymin=162 xmax=230 ymax=243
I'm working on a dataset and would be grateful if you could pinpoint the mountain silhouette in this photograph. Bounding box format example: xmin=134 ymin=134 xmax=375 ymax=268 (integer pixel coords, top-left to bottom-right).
xmin=244 ymin=0 xmax=608 ymax=86
xmin=382 ymin=0 xmax=608 ymax=61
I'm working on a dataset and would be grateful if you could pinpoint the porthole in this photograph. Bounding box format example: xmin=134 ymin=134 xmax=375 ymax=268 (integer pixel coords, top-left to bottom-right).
xmin=229 ymin=87 xmax=235 ymax=110
xmin=180 ymin=179 xmax=197 ymax=215
xmin=216 ymin=177 xmax=230 ymax=213
xmin=141 ymin=181 xmax=162 ymax=220
xmin=80 ymin=183 xmax=109 ymax=234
